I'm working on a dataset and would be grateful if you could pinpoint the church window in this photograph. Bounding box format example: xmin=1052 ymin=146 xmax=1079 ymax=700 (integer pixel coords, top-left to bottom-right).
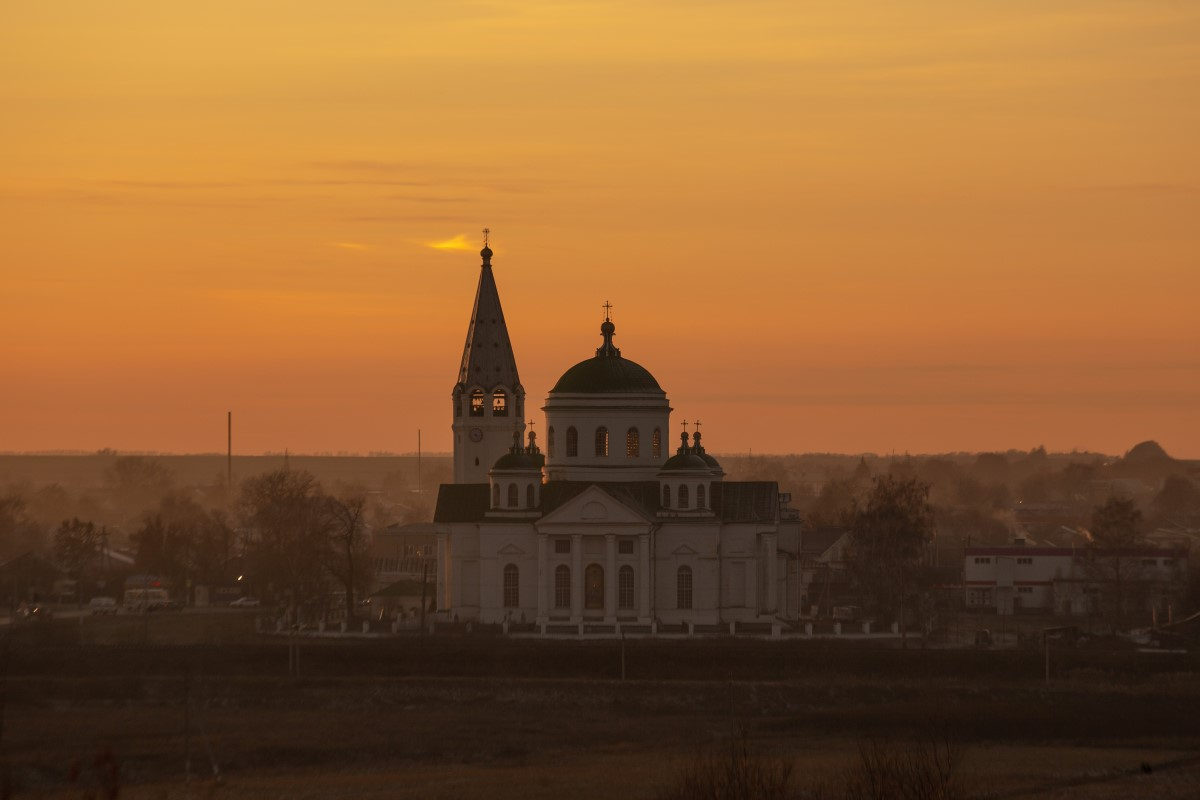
xmin=618 ymin=539 xmax=634 ymax=555
xmin=555 ymin=539 xmax=571 ymax=554
xmin=662 ymin=485 xmax=671 ymax=508
xmin=652 ymin=428 xmax=662 ymax=458
xmin=555 ymin=566 xmax=571 ymax=608
xmin=547 ymin=427 xmax=555 ymax=458
xmin=470 ymin=390 xmax=485 ymax=417
xmin=679 ymin=485 xmax=689 ymax=509
xmin=566 ymin=427 xmax=578 ymax=457
xmin=525 ymin=484 xmax=535 ymax=509
xmin=507 ymin=483 xmax=518 ymax=508
xmin=455 ymin=398 xmax=461 ymax=417
xmin=585 ymin=564 xmax=604 ymax=610
xmin=677 ymin=566 xmax=693 ymax=609
xmin=595 ymin=427 xmax=609 ymax=457
xmin=493 ymin=390 xmax=508 ymax=416
xmin=503 ymin=564 xmax=519 ymax=608
xmin=492 ymin=484 xmax=500 ymax=508
xmin=696 ymin=484 xmax=706 ymax=509
xmin=626 ymin=428 xmax=640 ymax=458
xmin=618 ymin=565 xmax=635 ymax=610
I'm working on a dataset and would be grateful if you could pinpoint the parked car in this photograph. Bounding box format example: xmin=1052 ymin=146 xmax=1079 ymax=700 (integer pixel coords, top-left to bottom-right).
xmin=89 ymin=596 xmax=118 ymax=615
xmin=230 ymin=597 xmax=261 ymax=608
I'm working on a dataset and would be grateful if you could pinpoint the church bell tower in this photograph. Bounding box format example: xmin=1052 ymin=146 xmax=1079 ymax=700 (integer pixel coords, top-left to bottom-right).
xmin=451 ymin=232 xmax=526 ymax=483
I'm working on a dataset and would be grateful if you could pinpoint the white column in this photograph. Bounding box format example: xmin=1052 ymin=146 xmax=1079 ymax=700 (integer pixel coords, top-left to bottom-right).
xmin=570 ymin=534 xmax=583 ymax=623
xmin=436 ymin=532 xmax=449 ymax=614
xmin=536 ymin=535 xmax=547 ymax=624
xmin=638 ymin=533 xmax=651 ymax=621
xmin=604 ymin=534 xmax=616 ymax=623
xmin=765 ymin=533 xmax=778 ymax=615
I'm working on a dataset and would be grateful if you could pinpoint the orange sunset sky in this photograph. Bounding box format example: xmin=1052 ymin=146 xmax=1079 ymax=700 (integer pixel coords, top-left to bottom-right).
xmin=2 ymin=2 xmax=1198 ymax=457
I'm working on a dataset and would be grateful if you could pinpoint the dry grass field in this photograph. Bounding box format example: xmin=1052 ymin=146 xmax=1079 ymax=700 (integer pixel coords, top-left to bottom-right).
xmin=5 ymin=614 xmax=1199 ymax=799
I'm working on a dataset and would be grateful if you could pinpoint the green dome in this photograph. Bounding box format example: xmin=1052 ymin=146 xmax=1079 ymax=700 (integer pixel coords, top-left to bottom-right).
xmin=551 ymin=356 xmax=663 ymax=394
xmin=660 ymin=452 xmax=710 ymax=472
xmin=492 ymin=450 xmax=545 ymax=471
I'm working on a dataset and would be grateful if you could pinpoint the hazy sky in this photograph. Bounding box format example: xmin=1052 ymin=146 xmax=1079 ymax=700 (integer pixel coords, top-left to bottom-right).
xmin=3 ymin=1 xmax=1198 ymax=457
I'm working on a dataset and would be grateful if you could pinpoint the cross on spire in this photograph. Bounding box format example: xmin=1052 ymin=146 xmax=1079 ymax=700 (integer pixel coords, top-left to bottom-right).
xmin=482 ymin=227 xmax=490 ymax=247
xmin=527 ymin=419 xmax=535 ymax=433
xmin=694 ymin=420 xmax=702 ymax=432
xmin=681 ymin=419 xmax=689 ymax=433
xmin=602 ymin=300 xmax=613 ymax=321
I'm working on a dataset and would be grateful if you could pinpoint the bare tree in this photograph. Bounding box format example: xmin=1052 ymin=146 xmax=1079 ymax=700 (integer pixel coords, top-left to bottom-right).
xmin=1084 ymin=497 xmax=1146 ymax=629
xmin=53 ymin=518 xmax=102 ymax=602
xmin=849 ymin=476 xmax=934 ymax=630
xmin=325 ymin=489 xmax=372 ymax=620
xmin=237 ymin=470 xmax=331 ymax=621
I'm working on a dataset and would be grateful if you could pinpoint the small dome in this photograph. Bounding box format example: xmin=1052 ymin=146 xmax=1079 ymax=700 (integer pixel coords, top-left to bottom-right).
xmin=660 ymin=452 xmax=710 ymax=472
xmin=481 ymin=246 xmax=493 ymax=261
xmin=492 ymin=450 xmax=544 ymax=471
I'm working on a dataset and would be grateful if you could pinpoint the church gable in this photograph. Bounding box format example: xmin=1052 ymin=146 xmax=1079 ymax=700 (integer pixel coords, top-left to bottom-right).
xmin=537 ymin=484 xmax=652 ymax=529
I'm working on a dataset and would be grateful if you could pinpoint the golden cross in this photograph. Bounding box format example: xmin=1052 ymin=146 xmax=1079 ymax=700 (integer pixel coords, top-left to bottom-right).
xmin=482 ymin=227 xmax=490 ymax=247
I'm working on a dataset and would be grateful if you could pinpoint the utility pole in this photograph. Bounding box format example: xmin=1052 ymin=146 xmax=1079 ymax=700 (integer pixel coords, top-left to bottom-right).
xmin=227 ymin=412 xmax=233 ymax=491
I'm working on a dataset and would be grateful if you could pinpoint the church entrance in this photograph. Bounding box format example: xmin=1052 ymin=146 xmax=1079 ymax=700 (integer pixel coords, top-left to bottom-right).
xmin=584 ymin=564 xmax=604 ymax=613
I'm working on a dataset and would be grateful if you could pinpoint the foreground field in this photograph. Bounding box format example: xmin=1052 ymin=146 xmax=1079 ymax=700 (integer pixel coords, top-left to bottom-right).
xmin=5 ymin=621 xmax=1200 ymax=798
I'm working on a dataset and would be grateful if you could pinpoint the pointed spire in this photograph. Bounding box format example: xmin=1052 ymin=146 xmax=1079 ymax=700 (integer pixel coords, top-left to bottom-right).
xmin=456 ymin=235 xmax=521 ymax=392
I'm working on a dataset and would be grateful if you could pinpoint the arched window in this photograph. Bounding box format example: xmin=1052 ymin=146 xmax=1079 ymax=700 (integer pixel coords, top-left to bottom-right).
xmin=677 ymin=565 xmax=693 ymax=609
xmin=470 ymin=390 xmax=485 ymax=417
xmin=679 ymin=484 xmax=689 ymax=509
xmin=595 ymin=426 xmax=609 ymax=457
xmin=566 ymin=427 xmax=578 ymax=457
xmin=652 ymin=428 xmax=662 ymax=458
xmin=503 ymin=564 xmax=519 ymax=608
xmin=547 ymin=427 xmax=555 ymax=458
xmin=626 ymin=427 xmax=640 ymax=458
xmin=554 ymin=565 xmax=571 ymax=608
xmin=455 ymin=397 xmax=462 ymax=417
xmin=525 ymin=484 xmax=535 ymax=509
xmin=696 ymin=484 xmax=706 ymax=509
xmin=585 ymin=564 xmax=604 ymax=610
xmin=618 ymin=565 xmax=635 ymax=610
xmin=507 ymin=483 xmax=518 ymax=508
xmin=492 ymin=483 xmax=500 ymax=508
xmin=662 ymin=485 xmax=671 ymax=508
xmin=492 ymin=390 xmax=508 ymax=416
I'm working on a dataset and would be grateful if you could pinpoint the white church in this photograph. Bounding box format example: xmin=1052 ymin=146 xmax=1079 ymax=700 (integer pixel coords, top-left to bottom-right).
xmin=433 ymin=242 xmax=803 ymax=632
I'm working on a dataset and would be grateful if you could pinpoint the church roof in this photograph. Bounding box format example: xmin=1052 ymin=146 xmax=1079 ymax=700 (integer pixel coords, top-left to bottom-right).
xmin=549 ymin=317 xmax=663 ymax=394
xmin=456 ymin=247 xmax=521 ymax=392
xmin=433 ymin=480 xmax=780 ymax=524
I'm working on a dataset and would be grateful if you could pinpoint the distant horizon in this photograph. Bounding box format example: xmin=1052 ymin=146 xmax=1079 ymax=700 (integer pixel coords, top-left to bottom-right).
xmin=4 ymin=441 xmax=1194 ymax=461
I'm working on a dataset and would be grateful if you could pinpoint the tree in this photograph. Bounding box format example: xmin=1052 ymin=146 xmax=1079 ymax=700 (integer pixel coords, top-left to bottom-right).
xmin=237 ymin=470 xmax=332 ymax=620
xmin=104 ymin=456 xmax=174 ymax=520
xmin=53 ymin=518 xmax=103 ymax=600
xmin=849 ymin=476 xmax=934 ymax=629
xmin=325 ymin=489 xmax=373 ymax=620
xmin=0 ymin=492 xmax=46 ymax=562
xmin=1084 ymin=497 xmax=1146 ymax=628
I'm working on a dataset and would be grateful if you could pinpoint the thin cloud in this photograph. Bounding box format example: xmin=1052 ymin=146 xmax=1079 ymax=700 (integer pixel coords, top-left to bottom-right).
xmin=328 ymin=242 xmax=370 ymax=251
xmin=427 ymin=234 xmax=476 ymax=251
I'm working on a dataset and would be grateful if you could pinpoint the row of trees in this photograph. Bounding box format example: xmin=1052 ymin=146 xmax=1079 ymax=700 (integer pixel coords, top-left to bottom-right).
xmin=846 ymin=476 xmax=1187 ymax=630
xmin=43 ymin=469 xmax=373 ymax=620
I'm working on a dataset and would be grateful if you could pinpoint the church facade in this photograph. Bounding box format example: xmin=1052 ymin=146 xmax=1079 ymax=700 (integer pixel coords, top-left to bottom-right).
xmin=433 ymin=244 xmax=803 ymax=631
